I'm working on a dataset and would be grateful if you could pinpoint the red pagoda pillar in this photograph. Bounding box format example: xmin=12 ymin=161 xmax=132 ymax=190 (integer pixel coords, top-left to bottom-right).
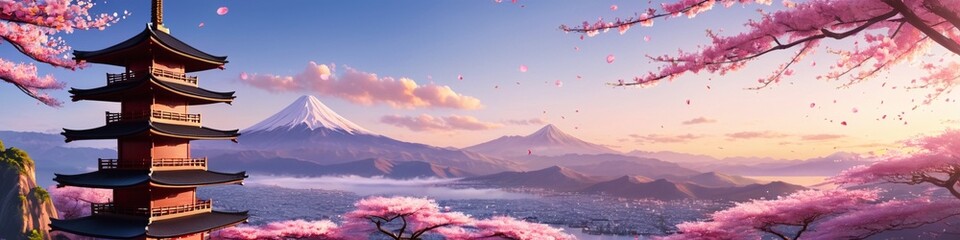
xmin=50 ymin=1 xmax=248 ymax=239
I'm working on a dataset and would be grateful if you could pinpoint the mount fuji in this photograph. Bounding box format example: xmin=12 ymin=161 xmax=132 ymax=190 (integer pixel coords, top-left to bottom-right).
xmin=465 ymin=124 xmax=620 ymax=157
xmin=196 ymin=95 xmax=521 ymax=175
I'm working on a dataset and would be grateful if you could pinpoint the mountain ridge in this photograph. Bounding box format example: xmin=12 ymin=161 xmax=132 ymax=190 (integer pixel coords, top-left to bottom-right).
xmin=466 ymin=124 xmax=619 ymax=157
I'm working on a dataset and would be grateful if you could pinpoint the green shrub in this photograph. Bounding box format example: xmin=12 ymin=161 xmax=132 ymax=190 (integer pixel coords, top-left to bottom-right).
xmin=27 ymin=229 xmax=43 ymax=240
xmin=31 ymin=187 xmax=50 ymax=203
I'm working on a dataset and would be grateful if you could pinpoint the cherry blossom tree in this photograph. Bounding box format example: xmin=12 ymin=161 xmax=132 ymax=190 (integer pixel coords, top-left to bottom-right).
xmin=438 ymin=216 xmax=574 ymax=240
xmin=0 ymin=0 xmax=121 ymax=106
xmin=211 ymin=219 xmax=339 ymax=240
xmin=562 ymin=0 xmax=960 ymax=96
xmin=658 ymin=189 xmax=879 ymax=240
xmin=809 ymin=196 xmax=960 ymax=239
xmin=48 ymin=186 xmax=111 ymax=220
xmin=213 ymin=196 xmax=572 ymax=240
xmin=336 ymin=196 xmax=473 ymax=240
xmin=835 ymin=129 xmax=960 ymax=199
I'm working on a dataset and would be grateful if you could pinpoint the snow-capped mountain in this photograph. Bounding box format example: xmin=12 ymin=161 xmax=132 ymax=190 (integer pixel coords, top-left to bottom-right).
xmin=244 ymin=95 xmax=375 ymax=135
xmin=465 ymin=124 xmax=619 ymax=157
xmin=196 ymin=95 xmax=521 ymax=175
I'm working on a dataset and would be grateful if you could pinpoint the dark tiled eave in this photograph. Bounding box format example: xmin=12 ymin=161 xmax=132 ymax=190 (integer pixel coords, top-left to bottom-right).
xmin=73 ymin=25 xmax=227 ymax=71
xmin=53 ymin=169 xmax=247 ymax=188
xmin=69 ymin=76 xmax=235 ymax=104
xmin=49 ymin=211 xmax=248 ymax=238
xmin=62 ymin=121 xmax=239 ymax=142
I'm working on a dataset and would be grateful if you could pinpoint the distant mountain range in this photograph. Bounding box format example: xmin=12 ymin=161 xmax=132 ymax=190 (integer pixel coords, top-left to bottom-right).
xmin=628 ymin=151 xmax=870 ymax=176
xmin=195 ymin=95 xmax=521 ymax=175
xmin=512 ymin=153 xmax=699 ymax=178
xmin=463 ymin=166 xmax=603 ymax=191
xmin=464 ymin=166 xmax=803 ymax=201
xmin=465 ymin=124 xmax=620 ymax=157
xmin=208 ymin=151 xmax=473 ymax=179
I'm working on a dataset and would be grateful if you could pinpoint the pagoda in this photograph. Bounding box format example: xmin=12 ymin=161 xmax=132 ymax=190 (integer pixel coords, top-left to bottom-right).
xmin=49 ymin=1 xmax=248 ymax=239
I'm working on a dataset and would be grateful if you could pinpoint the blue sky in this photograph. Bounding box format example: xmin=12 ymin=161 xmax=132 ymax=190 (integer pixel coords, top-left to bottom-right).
xmin=1 ymin=0 xmax=957 ymax=159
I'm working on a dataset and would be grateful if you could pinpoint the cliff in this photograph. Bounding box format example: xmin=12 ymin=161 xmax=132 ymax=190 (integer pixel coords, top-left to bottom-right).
xmin=0 ymin=139 xmax=58 ymax=240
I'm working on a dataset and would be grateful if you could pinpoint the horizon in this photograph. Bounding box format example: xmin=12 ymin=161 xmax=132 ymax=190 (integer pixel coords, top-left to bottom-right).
xmin=1 ymin=1 xmax=957 ymax=159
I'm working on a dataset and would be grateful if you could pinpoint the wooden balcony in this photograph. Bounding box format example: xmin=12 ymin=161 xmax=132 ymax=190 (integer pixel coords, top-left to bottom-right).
xmin=152 ymin=157 xmax=208 ymax=170
xmin=91 ymin=199 xmax=213 ymax=221
xmin=106 ymin=67 xmax=198 ymax=86
xmin=105 ymin=110 xmax=201 ymax=126
xmin=98 ymin=157 xmax=207 ymax=170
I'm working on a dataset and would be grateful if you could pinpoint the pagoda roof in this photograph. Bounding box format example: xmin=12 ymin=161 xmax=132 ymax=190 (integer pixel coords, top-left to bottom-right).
xmin=53 ymin=169 xmax=247 ymax=188
xmin=73 ymin=25 xmax=228 ymax=72
xmin=69 ymin=76 xmax=236 ymax=105
xmin=50 ymin=210 xmax=248 ymax=239
xmin=62 ymin=121 xmax=239 ymax=142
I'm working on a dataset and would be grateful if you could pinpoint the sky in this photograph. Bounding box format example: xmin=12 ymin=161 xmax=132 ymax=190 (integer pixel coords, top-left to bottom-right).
xmin=1 ymin=0 xmax=958 ymax=159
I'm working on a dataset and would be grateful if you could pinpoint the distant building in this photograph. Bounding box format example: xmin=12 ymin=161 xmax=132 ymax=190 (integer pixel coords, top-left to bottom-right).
xmin=49 ymin=1 xmax=247 ymax=239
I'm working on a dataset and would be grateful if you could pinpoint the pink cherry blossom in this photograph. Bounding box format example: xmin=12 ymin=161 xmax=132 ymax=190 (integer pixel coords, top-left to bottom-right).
xmin=0 ymin=0 xmax=122 ymax=106
xmin=49 ymin=186 xmax=111 ymax=220
xmin=834 ymin=129 xmax=960 ymax=199
xmin=559 ymin=0 xmax=960 ymax=103
xmin=217 ymin=7 xmax=229 ymax=15
xmin=337 ymin=196 xmax=473 ymax=239
xmin=660 ymin=189 xmax=879 ymax=240
xmin=213 ymin=220 xmax=339 ymax=240
xmin=810 ymin=197 xmax=960 ymax=239
xmin=606 ymin=54 xmax=615 ymax=63
xmin=439 ymin=216 xmax=574 ymax=240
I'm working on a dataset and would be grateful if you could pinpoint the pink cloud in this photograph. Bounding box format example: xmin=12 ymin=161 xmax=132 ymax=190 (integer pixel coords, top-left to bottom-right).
xmin=630 ymin=133 xmax=703 ymax=144
xmin=239 ymin=62 xmax=482 ymax=109
xmin=380 ymin=114 xmax=502 ymax=132
xmin=681 ymin=117 xmax=718 ymax=125
xmin=503 ymin=118 xmax=548 ymax=126
xmin=800 ymin=134 xmax=847 ymax=141
xmin=725 ymin=131 xmax=789 ymax=140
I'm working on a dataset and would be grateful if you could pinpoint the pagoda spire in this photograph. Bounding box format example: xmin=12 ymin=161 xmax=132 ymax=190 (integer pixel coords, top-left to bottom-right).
xmin=152 ymin=0 xmax=169 ymax=33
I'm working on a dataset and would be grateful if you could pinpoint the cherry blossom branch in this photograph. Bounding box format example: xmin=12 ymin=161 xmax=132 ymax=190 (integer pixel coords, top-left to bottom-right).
xmin=883 ymin=0 xmax=960 ymax=55
xmin=921 ymin=0 xmax=960 ymax=30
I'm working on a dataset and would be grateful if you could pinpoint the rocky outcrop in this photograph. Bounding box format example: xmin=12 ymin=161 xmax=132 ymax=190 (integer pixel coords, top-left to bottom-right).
xmin=0 ymin=140 xmax=57 ymax=240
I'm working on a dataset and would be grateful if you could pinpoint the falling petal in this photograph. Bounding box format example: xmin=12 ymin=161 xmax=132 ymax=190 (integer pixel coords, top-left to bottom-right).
xmin=458 ymin=74 xmax=464 ymax=80
xmin=576 ymin=75 xmax=582 ymax=79
xmin=841 ymin=121 xmax=848 ymax=126
xmin=519 ymin=64 xmax=528 ymax=72
xmin=610 ymin=4 xmax=618 ymax=11
xmin=852 ymin=108 xmax=859 ymax=113
xmin=198 ymin=22 xmax=205 ymax=28
xmin=606 ymin=54 xmax=616 ymax=63
xmin=643 ymin=36 xmax=650 ymax=42
xmin=216 ymin=7 xmax=229 ymax=15
xmin=686 ymin=99 xmax=691 ymax=105
xmin=239 ymin=72 xmax=248 ymax=80
xmin=809 ymin=103 xmax=816 ymax=108
xmin=555 ymin=80 xmax=563 ymax=87
xmin=574 ymin=46 xmax=580 ymax=51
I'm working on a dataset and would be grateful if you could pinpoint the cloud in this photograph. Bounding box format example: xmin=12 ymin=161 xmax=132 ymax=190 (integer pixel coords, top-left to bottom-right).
xmin=629 ymin=133 xmax=703 ymax=144
xmin=239 ymin=62 xmax=482 ymax=109
xmin=800 ymin=134 xmax=847 ymax=141
xmin=681 ymin=117 xmax=717 ymax=125
xmin=503 ymin=118 xmax=548 ymax=126
xmin=725 ymin=131 xmax=790 ymax=140
xmin=381 ymin=114 xmax=502 ymax=132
